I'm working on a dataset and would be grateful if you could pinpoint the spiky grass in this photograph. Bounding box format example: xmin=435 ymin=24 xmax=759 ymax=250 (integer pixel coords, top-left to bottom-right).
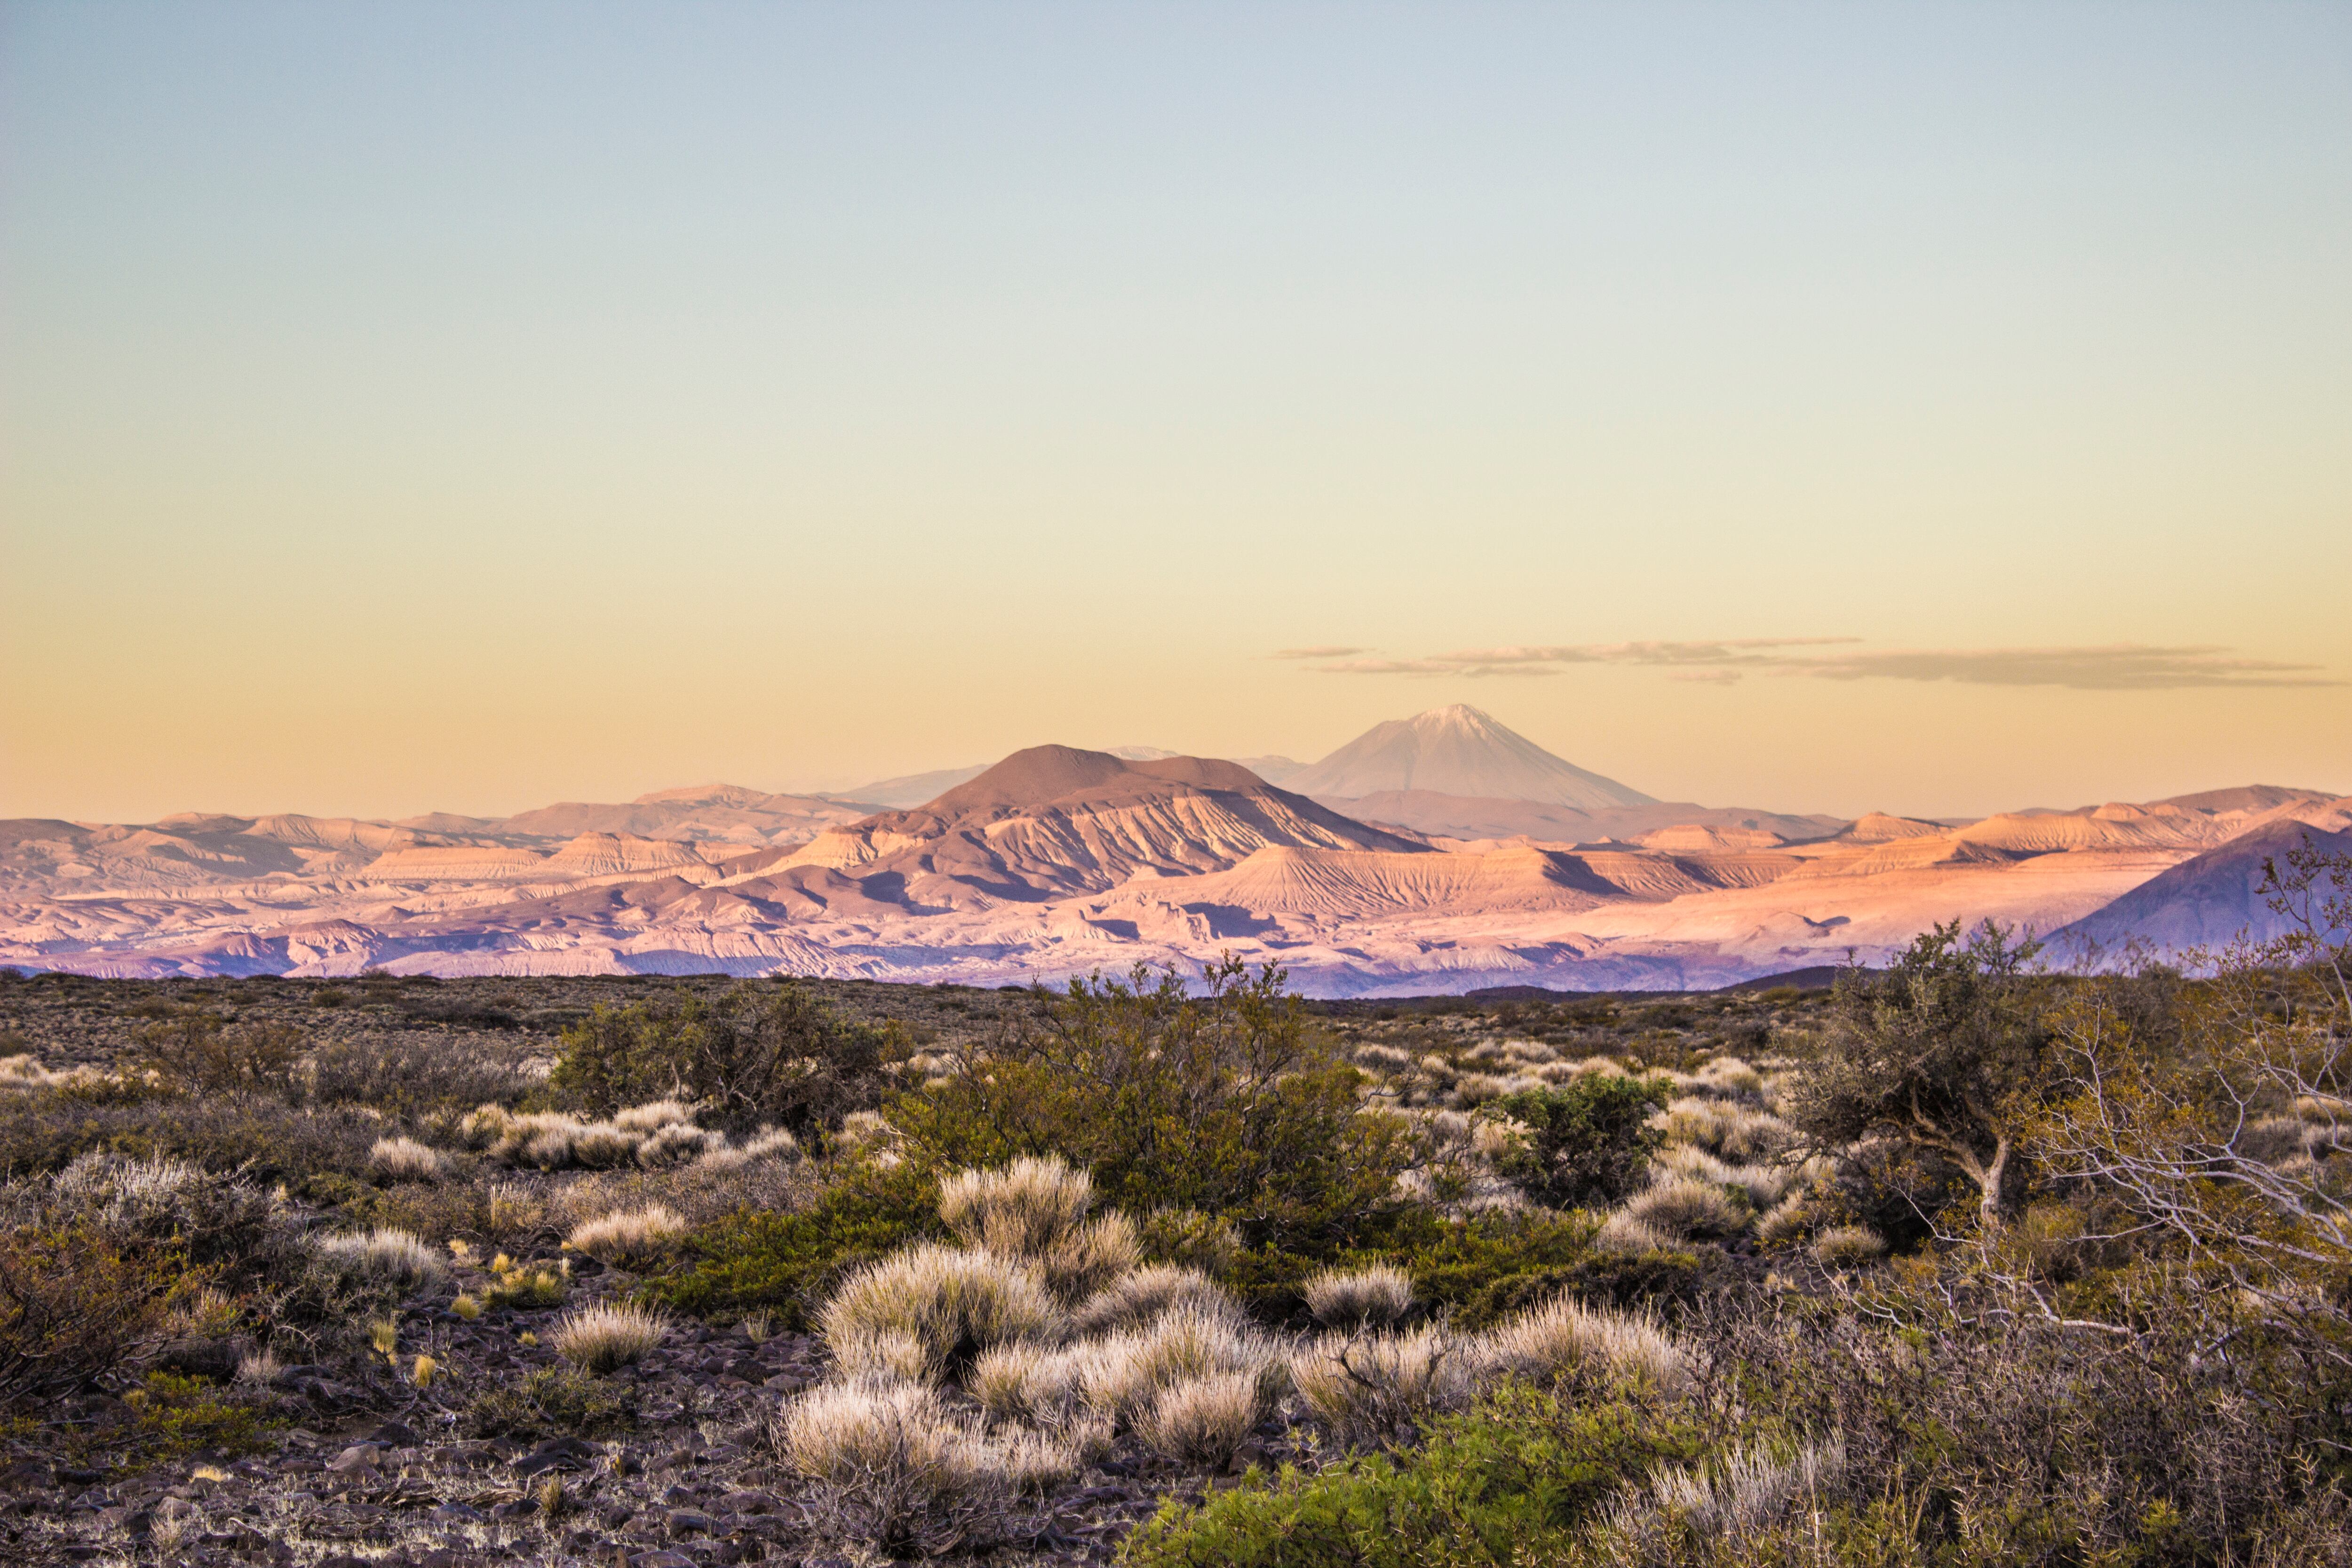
xmin=1478 ymin=1295 xmax=1690 ymax=1395
xmin=1622 ymin=1176 xmax=1748 ymax=1241
xmin=1136 ymin=1372 xmax=1263 ymax=1469
xmin=1070 ymin=1266 xmax=1235 ymax=1336
xmin=367 ymin=1135 xmax=452 ymax=1183
xmin=1812 ymin=1225 xmax=1888 ymax=1269
xmin=566 ymin=1203 xmax=689 ymax=1270
xmin=772 ymin=1378 xmax=994 ymax=1553
xmin=311 ymin=1227 xmax=447 ymax=1293
xmin=820 ymin=1244 xmax=1059 ymax=1377
xmin=1289 ymin=1325 xmax=1466 ymax=1447
xmin=552 ymin=1301 xmax=667 ymax=1373
xmin=1303 ymin=1265 xmax=1414 ymax=1330
xmin=938 ymin=1155 xmax=1096 ymax=1256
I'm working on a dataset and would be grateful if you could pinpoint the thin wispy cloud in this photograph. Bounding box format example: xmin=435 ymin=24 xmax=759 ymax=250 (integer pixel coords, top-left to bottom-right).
xmin=1269 ymin=645 xmax=1375 ymax=660
xmin=1286 ymin=639 xmax=2338 ymax=691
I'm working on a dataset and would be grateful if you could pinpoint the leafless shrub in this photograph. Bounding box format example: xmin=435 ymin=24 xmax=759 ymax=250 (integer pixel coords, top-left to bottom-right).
xmin=1303 ymin=1265 xmax=1414 ymax=1330
xmin=552 ymin=1301 xmax=667 ymax=1373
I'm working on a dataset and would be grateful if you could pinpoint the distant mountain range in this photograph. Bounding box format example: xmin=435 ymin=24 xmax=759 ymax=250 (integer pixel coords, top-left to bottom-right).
xmin=2 ymin=708 xmax=2343 ymax=994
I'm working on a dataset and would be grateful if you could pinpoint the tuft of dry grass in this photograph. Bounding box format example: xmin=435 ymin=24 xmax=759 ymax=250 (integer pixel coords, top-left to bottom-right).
xmin=1290 ymin=1325 xmax=1467 ymax=1446
xmin=1303 ymin=1265 xmax=1414 ymax=1330
xmin=938 ymin=1155 xmax=1096 ymax=1256
xmin=1606 ymin=1436 xmax=1846 ymax=1555
xmin=1071 ymin=1265 xmax=1235 ymax=1337
xmin=1622 ymin=1176 xmax=1748 ymax=1241
xmin=552 ymin=1301 xmax=667 ymax=1373
xmin=1593 ymin=1211 xmax=1677 ymax=1255
xmin=1478 ymin=1295 xmax=1690 ymax=1395
xmin=310 ymin=1227 xmax=447 ymax=1294
xmin=821 ymin=1243 xmax=1059 ymax=1377
xmin=1812 ymin=1224 xmax=1887 ymax=1269
xmin=773 ymin=1377 xmax=996 ymax=1553
xmin=368 ymin=1135 xmax=452 ymax=1183
xmin=1136 ymin=1371 xmax=1263 ymax=1469
xmin=1080 ymin=1302 xmax=1267 ymax=1422
xmin=1038 ymin=1211 xmax=1141 ymax=1304
xmin=566 ymin=1203 xmax=688 ymax=1270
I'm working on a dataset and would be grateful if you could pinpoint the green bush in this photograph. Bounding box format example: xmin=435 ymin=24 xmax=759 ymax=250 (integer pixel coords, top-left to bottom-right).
xmin=892 ymin=961 xmax=1414 ymax=1260
xmin=0 ymin=1218 xmax=185 ymax=1408
xmin=1486 ymin=1074 xmax=1673 ymax=1209
xmin=649 ymin=1157 xmax=937 ymax=1327
xmin=1264 ymin=1208 xmax=1598 ymax=1324
xmin=461 ymin=1366 xmax=637 ymax=1440
xmin=113 ymin=1371 xmax=282 ymax=1466
xmin=1124 ymin=1379 xmax=1700 ymax=1568
xmin=549 ymin=981 xmax=899 ymax=1137
xmin=1456 ymin=1245 xmax=1740 ymax=1330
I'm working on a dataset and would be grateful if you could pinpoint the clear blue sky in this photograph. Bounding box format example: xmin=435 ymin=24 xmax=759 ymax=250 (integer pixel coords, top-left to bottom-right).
xmin=4 ymin=2 xmax=2347 ymax=820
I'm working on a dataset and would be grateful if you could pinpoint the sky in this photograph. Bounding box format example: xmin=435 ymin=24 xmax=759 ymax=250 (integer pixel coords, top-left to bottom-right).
xmin=4 ymin=1 xmax=2347 ymax=824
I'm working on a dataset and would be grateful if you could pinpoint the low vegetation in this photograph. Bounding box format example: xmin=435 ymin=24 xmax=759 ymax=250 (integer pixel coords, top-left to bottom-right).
xmin=0 ymin=844 xmax=2344 ymax=1564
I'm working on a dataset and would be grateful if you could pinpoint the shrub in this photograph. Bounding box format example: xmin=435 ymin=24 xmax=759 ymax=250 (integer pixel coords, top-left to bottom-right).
xmin=553 ymin=1301 xmax=667 ymax=1373
xmin=551 ymin=980 xmax=900 ymax=1138
xmin=1320 ymin=1208 xmax=1597 ymax=1321
xmin=1136 ymin=1206 xmax=1244 ymax=1276
xmin=1137 ymin=1371 xmax=1263 ymax=1468
xmin=1478 ymin=1296 xmax=1690 ymax=1395
xmin=1124 ymin=1381 xmax=1701 ymax=1568
xmin=820 ymin=1244 xmax=1057 ymax=1379
xmin=1486 ymin=1074 xmax=1673 ymax=1209
xmin=773 ymin=1377 xmax=996 ymax=1554
xmin=0 ymin=1091 xmax=380 ymax=1190
xmin=115 ymin=1369 xmax=284 ymax=1466
xmin=368 ymin=1136 xmax=450 ymax=1183
xmin=1303 ymin=1265 xmax=1414 ymax=1329
xmin=141 ymin=1013 xmax=305 ymax=1098
xmin=892 ymin=961 xmax=1415 ymax=1260
xmin=0 ymin=1218 xmax=183 ymax=1407
xmin=567 ymin=1203 xmax=688 ymax=1270
xmin=305 ymin=1036 xmax=530 ymax=1116
xmin=1458 ymin=1247 xmax=1739 ymax=1329
xmin=1289 ymin=1325 xmax=1469 ymax=1446
xmin=461 ymin=1366 xmax=637 ymax=1439
xmin=650 ymin=1158 xmax=938 ymax=1327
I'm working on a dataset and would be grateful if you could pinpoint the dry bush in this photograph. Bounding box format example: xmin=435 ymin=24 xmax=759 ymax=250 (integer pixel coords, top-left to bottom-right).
xmin=1136 ymin=1371 xmax=1263 ymax=1468
xmin=368 ymin=1136 xmax=451 ymax=1184
xmin=304 ymin=1036 xmax=530 ymax=1116
xmin=1478 ymin=1296 xmax=1690 ymax=1395
xmin=1622 ymin=1176 xmax=1748 ymax=1241
xmin=1071 ymin=1265 xmax=1235 ymax=1336
xmin=141 ymin=1014 xmax=305 ymax=1098
xmin=552 ymin=1301 xmax=667 ymax=1373
xmin=0 ymin=1218 xmax=182 ymax=1407
xmin=566 ymin=1203 xmax=688 ymax=1270
xmin=1811 ymin=1225 xmax=1886 ymax=1269
xmin=1289 ymin=1325 xmax=1469 ymax=1446
xmin=939 ymin=1155 xmax=1095 ymax=1255
xmin=820 ymin=1244 xmax=1059 ymax=1378
xmin=1303 ymin=1265 xmax=1414 ymax=1330
xmin=773 ymin=1377 xmax=997 ymax=1553
xmin=309 ymin=1227 xmax=446 ymax=1296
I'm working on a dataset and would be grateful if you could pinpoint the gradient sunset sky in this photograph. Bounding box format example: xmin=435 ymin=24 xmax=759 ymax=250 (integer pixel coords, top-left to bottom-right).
xmin=4 ymin=2 xmax=2347 ymax=824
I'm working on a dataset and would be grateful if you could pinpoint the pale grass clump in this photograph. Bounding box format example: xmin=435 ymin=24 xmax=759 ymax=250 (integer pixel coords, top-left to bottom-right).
xmin=987 ymin=1425 xmax=1086 ymax=1494
xmin=235 ymin=1349 xmax=283 ymax=1388
xmin=1571 ymin=1055 xmax=1630 ymax=1078
xmin=1605 ymin=1436 xmax=1846 ymax=1558
xmin=821 ymin=1244 xmax=1060 ymax=1375
xmin=1303 ymin=1265 xmax=1414 ymax=1330
xmin=0 ymin=1053 xmax=68 ymax=1090
xmin=368 ymin=1135 xmax=451 ymax=1183
xmin=636 ymin=1120 xmax=723 ymax=1168
xmin=695 ymin=1125 xmax=802 ymax=1172
xmin=1594 ymin=1210 xmax=1677 ymax=1255
xmin=1290 ymin=1325 xmax=1469 ymax=1446
xmin=1353 ymin=1043 xmax=1417 ymax=1075
xmin=1081 ymin=1303 xmax=1268 ymax=1422
xmin=939 ymin=1155 xmax=1096 ymax=1256
xmin=553 ymin=1301 xmax=668 ymax=1373
xmin=1449 ymin=1071 xmax=1510 ymax=1109
xmin=773 ymin=1378 xmax=995 ymax=1553
xmin=834 ymin=1328 xmax=943 ymax=1385
xmin=471 ymin=1098 xmax=706 ymax=1170
xmin=1754 ymin=1194 xmax=1812 ymax=1248
xmin=1071 ymin=1265 xmax=1236 ymax=1337
xmin=566 ymin=1203 xmax=689 ymax=1270
xmin=1136 ymin=1371 xmax=1264 ymax=1468
xmin=311 ymin=1227 xmax=446 ymax=1294
xmin=612 ymin=1098 xmax=699 ymax=1133
xmin=1692 ymin=1056 xmax=1765 ymax=1099
xmin=1038 ymin=1211 xmax=1142 ymax=1304
xmin=1812 ymin=1225 xmax=1888 ymax=1269
xmin=1623 ymin=1176 xmax=1748 ymax=1241
xmin=1651 ymin=1144 xmax=1794 ymax=1210
xmin=1478 ymin=1296 xmax=1691 ymax=1395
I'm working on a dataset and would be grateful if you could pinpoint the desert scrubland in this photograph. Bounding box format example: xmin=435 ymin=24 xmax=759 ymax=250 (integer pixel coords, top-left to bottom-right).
xmin=0 ymin=832 xmax=2348 ymax=1566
